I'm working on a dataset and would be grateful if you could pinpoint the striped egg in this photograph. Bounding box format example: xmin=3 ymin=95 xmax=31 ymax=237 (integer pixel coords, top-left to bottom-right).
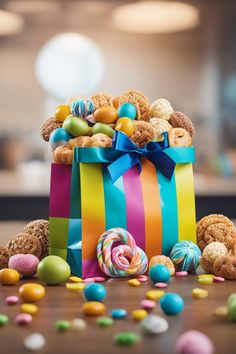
xmin=71 ymin=99 xmax=95 ymax=119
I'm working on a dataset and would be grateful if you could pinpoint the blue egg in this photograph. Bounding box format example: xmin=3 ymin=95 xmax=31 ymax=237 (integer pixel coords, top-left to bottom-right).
xmin=111 ymin=308 xmax=127 ymax=319
xmin=49 ymin=128 xmax=73 ymax=150
xmin=83 ymin=283 xmax=106 ymax=302
xmin=118 ymin=103 xmax=137 ymax=120
xmin=160 ymin=293 xmax=184 ymax=315
xmin=149 ymin=264 xmax=170 ymax=284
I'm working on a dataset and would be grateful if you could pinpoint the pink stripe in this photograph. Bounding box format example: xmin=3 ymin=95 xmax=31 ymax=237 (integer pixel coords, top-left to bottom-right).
xmin=83 ymin=259 xmax=104 ymax=278
xmin=123 ymin=166 xmax=145 ymax=250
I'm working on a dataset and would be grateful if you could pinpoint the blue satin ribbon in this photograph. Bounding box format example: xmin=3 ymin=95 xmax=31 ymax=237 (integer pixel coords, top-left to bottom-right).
xmin=107 ymin=131 xmax=175 ymax=183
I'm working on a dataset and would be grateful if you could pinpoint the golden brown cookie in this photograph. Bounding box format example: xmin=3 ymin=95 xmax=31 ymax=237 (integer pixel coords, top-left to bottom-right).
xmin=6 ymin=233 xmax=42 ymax=258
xmin=170 ymin=112 xmax=195 ymax=137
xmin=213 ymin=255 xmax=236 ymax=280
xmin=149 ymin=118 xmax=172 ymax=141
xmin=200 ymin=257 xmax=214 ymax=274
xmin=40 ymin=117 xmax=62 ymax=142
xmin=149 ymin=255 xmax=175 ymax=276
xmin=53 ymin=146 xmax=73 ymax=165
xmin=0 ymin=247 xmax=10 ymax=269
xmin=197 ymin=214 xmax=236 ymax=252
xmin=89 ymin=133 xmax=112 ymax=147
xmin=69 ymin=136 xmax=91 ymax=148
xmin=149 ymin=98 xmax=173 ymax=121
xmin=90 ymin=93 xmax=113 ymax=110
xmin=23 ymin=220 xmax=49 ymax=259
xmin=168 ymin=128 xmax=192 ymax=147
xmin=119 ymin=89 xmax=150 ymax=121
xmin=130 ymin=121 xmax=154 ymax=147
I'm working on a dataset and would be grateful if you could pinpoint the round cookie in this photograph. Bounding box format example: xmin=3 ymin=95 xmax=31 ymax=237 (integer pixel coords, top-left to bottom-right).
xmin=69 ymin=136 xmax=91 ymax=148
xmin=53 ymin=146 xmax=73 ymax=165
xmin=119 ymin=89 xmax=150 ymax=121
xmin=6 ymin=233 xmax=42 ymax=259
xmin=66 ymin=94 xmax=86 ymax=106
xmin=88 ymin=133 xmax=112 ymax=147
xmin=90 ymin=92 xmax=113 ymax=110
xmin=197 ymin=214 xmax=236 ymax=252
xmin=149 ymin=118 xmax=172 ymax=141
xmin=23 ymin=220 xmax=49 ymax=259
xmin=0 ymin=247 xmax=10 ymax=270
xmin=213 ymin=256 xmax=236 ymax=280
xmin=149 ymin=255 xmax=175 ymax=276
xmin=130 ymin=121 xmax=154 ymax=148
xmin=170 ymin=111 xmax=195 ymax=137
xmin=168 ymin=128 xmax=192 ymax=147
xmin=40 ymin=117 xmax=62 ymax=142
xmin=149 ymin=98 xmax=173 ymax=121
xmin=200 ymin=242 xmax=228 ymax=274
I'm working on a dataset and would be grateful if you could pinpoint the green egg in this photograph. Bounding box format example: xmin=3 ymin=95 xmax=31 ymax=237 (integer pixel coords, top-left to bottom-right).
xmin=37 ymin=256 xmax=70 ymax=285
xmin=92 ymin=123 xmax=114 ymax=138
xmin=63 ymin=116 xmax=89 ymax=137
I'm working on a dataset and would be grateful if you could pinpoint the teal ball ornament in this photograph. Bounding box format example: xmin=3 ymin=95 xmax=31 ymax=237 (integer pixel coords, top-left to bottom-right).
xmin=170 ymin=241 xmax=201 ymax=274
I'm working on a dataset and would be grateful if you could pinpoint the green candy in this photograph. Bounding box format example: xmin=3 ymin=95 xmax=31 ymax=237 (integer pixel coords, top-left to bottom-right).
xmin=96 ymin=317 xmax=113 ymax=327
xmin=227 ymin=293 xmax=236 ymax=306
xmin=0 ymin=314 xmax=8 ymax=327
xmin=92 ymin=123 xmax=114 ymax=138
xmin=55 ymin=320 xmax=71 ymax=331
xmin=228 ymin=302 xmax=236 ymax=321
xmin=63 ymin=116 xmax=89 ymax=137
xmin=114 ymin=332 xmax=140 ymax=346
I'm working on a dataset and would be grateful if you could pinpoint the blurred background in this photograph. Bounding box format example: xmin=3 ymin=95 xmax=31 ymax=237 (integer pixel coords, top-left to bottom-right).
xmin=0 ymin=0 xmax=235 ymax=242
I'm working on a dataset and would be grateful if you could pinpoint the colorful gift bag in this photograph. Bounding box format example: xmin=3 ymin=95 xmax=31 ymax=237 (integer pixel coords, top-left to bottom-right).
xmin=49 ymin=132 xmax=196 ymax=278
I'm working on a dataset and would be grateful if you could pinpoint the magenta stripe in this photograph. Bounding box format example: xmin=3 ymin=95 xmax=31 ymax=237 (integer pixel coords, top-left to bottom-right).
xmin=83 ymin=259 xmax=104 ymax=278
xmin=123 ymin=166 xmax=145 ymax=250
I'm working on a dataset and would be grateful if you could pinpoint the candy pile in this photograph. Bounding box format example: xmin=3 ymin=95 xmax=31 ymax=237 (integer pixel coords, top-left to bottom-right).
xmin=40 ymin=90 xmax=195 ymax=164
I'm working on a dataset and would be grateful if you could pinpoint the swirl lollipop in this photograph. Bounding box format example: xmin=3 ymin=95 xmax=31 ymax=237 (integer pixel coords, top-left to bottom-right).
xmin=170 ymin=240 xmax=201 ymax=274
xmin=97 ymin=228 xmax=148 ymax=277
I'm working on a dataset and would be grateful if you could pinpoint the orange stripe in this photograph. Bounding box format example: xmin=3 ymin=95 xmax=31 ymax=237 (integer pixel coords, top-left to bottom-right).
xmin=140 ymin=159 xmax=162 ymax=259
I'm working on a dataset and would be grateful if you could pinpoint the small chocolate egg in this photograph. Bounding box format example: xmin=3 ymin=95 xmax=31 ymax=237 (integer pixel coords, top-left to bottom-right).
xmin=92 ymin=123 xmax=114 ymax=138
xmin=94 ymin=107 xmax=118 ymax=124
xmin=118 ymin=103 xmax=137 ymax=120
xmin=55 ymin=105 xmax=71 ymax=122
xmin=49 ymin=128 xmax=73 ymax=150
xmin=115 ymin=117 xmax=135 ymax=137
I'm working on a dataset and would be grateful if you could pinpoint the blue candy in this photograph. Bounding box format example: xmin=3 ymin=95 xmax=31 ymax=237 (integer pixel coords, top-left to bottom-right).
xmin=49 ymin=128 xmax=73 ymax=150
xmin=111 ymin=308 xmax=127 ymax=319
xmin=149 ymin=264 xmax=170 ymax=284
xmin=83 ymin=283 xmax=106 ymax=302
xmin=118 ymin=103 xmax=137 ymax=120
xmin=160 ymin=293 xmax=184 ymax=315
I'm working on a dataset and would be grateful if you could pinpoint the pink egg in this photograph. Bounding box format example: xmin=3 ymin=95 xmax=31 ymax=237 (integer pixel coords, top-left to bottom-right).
xmin=175 ymin=271 xmax=188 ymax=277
xmin=136 ymin=275 xmax=148 ymax=282
xmin=5 ymin=296 xmax=19 ymax=305
xmin=93 ymin=277 xmax=106 ymax=282
xmin=213 ymin=276 xmax=225 ymax=283
xmin=140 ymin=299 xmax=156 ymax=310
xmin=155 ymin=282 xmax=168 ymax=288
xmin=8 ymin=254 xmax=39 ymax=278
xmin=15 ymin=313 xmax=33 ymax=326
xmin=176 ymin=330 xmax=214 ymax=354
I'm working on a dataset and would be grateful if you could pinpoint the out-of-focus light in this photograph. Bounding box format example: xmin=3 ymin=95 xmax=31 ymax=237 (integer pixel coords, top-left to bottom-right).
xmin=6 ymin=0 xmax=60 ymax=14
xmin=111 ymin=1 xmax=199 ymax=34
xmin=0 ymin=9 xmax=24 ymax=36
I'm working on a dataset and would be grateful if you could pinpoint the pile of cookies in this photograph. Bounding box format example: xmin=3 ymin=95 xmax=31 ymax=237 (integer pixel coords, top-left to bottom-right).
xmin=0 ymin=220 xmax=49 ymax=270
xmin=40 ymin=89 xmax=195 ymax=165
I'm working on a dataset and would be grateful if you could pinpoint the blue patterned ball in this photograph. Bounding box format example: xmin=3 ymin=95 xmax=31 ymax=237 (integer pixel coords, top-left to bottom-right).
xmin=71 ymin=99 xmax=95 ymax=119
xmin=169 ymin=241 xmax=201 ymax=274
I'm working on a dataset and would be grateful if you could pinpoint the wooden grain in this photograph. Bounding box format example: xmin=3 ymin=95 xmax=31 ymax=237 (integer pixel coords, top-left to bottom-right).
xmin=0 ymin=276 xmax=236 ymax=353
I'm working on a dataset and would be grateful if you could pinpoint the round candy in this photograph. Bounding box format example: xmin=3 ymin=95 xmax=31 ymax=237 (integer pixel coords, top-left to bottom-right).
xmin=175 ymin=271 xmax=188 ymax=277
xmin=128 ymin=279 xmax=141 ymax=287
xmin=96 ymin=316 xmax=114 ymax=327
xmin=111 ymin=308 xmax=127 ymax=319
xmin=0 ymin=268 xmax=20 ymax=285
xmin=21 ymin=304 xmax=38 ymax=316
xmin=63 ymin=116 xmax=90 ymax=137
xmin=71 ymin=318 xmax=87 ymax=330
xmin=114 ymin=332 xmax=140 ymax=346
xmin=55 ymin=320 xmax=71 ymax=331
xmin=176 ymin=330 xmax=214 ymax=354
xmin=94 ymin=106 xmax=118 ymax=124
xmin=170 ymin=241 xmax=201 ymax=273
xmin=0 ymin=314 xmax=8 ymax=326
xmin=118 ymin=103 xmax=137 ymax=120
xmin=37 ymin=255 xmax=70 ymax=285
xmin=160 ymin=293 xmax=184 ymax=316
xmin=82 ymin=301 xmax=106 ymax=316
xmin=146 ymin=290 xmax=165 ymax=301
xmin=49 ymin=127 xmax=72 ymax=150
xmin=192 ymin=288 xmax=209 ymax=299
xmin=92 ymin=122 xmax=114 ymax=138
xmin=140 ymin=315 xmax=169 ymax=334
xmin=228 ymin=300 xmax=236 ymax=321
xmin=55 ymin=104 xmax=71 ymax=122
xmin=19 ymin=283 xmax=45 ymax=303
xmin=5 ymin=295 xmax=19 ymax=305
xmin=149 ymin=264 xmax=170 ymax=284
xmin=227 ymin=293 xmax=236 ymax=307
xmin=71 ymin=99 xmax=95 ymax=119
xmin=9 ymin=254 xmax=39 ymax=278
xmin=155 ymin=282 xmax=168 ymax=288
xmin=15 ymin=313 xmax=33 ymax=325
xmin=132 ymin=309 xmax=147 ymax=321
xmin=115 ymin=118 xmax=135 ymax=137
xmin=83 ymin=283 xmax=106 ymax=302
xmin=140 ymin=299 xmax=156 ymax=310
xmin=24 ymin=333 xmax=46 ymax=351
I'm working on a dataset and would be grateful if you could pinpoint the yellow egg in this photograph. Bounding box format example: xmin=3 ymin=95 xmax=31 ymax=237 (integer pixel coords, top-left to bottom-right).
xmin=20 ymin=303 xmax=38 ymax=315
xmin=19 ymin=283 xmax=45 ymax=303
xmin=0 ymin=268 xmax=20 ymax=285
xmin=128 ymin=279 xmax=141 ymax=287
xmin=115 ymin=117 xmax=135 ymax=137
xmin=146 ymin=290 xmax=165 ymax=300
xmin=198 ymin=277 xmax=213 ymax=285
xmin=94 ymin=107 xmax=118 ymax=124
xmin=82 ymin=301 xmax=106 ymax=316
xmin=192 ymin=288 xmax=209 ymax=299
xmin=132 ymin=309 xmax=148 ymax=321
xmin=55 ymin=105 xmax=71 ymax=122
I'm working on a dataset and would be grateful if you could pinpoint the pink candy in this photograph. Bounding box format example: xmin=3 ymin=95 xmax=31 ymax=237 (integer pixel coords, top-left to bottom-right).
xmin=213 ymin=276 xmax=225 ymax=283
xmin=176 ymin=330 xmax=214 ymax=354
xmin=175 ymin=271 xmax=188 ymax=277
xmin=155 ymin=282 xmax=168 ymax=288
xmin=5 ymin=296 xmax=19 ymax=305
xmin=136 ymin=275 xmax=148 ymax=282
xmin=9 ymin=254 xmax=39 ymax=278
xmin=83 ymin=277 xmax=106 ymax=283
xmin=15 ymin=313 xmax=33 ymax=325
xmin=140 ymin=299 xmax=156 ymax=310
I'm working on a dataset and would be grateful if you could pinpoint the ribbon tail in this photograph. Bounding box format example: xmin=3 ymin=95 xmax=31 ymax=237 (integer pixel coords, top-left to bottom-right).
xmin=148 ymin=151 xmax=176 ymax=180
xmin=107 ymin=153 xmax=141 ymax=183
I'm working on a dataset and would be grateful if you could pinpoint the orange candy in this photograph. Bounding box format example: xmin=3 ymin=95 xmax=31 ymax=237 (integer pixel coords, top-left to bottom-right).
xmin=55 ymin=105 xmax=71 ymax=122
xmin=115 ymin=117 xmax=135 ymax=137
xmin=94 ymin=107 xmax=118 ymax=124
xmin=0 ymin=268 xmax=20 ymax=285
xmin=19 ymin=283 xmax=45 ymax=302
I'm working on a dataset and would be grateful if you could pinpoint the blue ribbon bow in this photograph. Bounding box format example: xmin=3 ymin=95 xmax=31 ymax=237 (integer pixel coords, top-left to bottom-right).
xmin=107 ymin=131 xmax=176 ymax=183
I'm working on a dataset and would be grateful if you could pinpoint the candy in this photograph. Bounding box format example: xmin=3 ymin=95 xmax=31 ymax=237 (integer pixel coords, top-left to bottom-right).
xmin=71 ymin=99 xmax=95 ymax=119
xmin=71 ymin=318 xmax=87 ymax=330
xmin=146 ymin=290 xmax=165 ymax=301
xmin=82 ymin=302 xmax=106 ymax=316
xmin=140 ymin=315 xmax=169 ymax=334
xmin=198 ymin=277 xmax=213 ymax=285
xmin=154 ymin=282 xmax=168 ymax=288
xmin=114 ymin=332 xmax=140 ymax=346
xmin=19 ymin=283 xmax=45 ymax=302
xmin=93 ymin=277 xmax=106 ymax=282
xmin=170 ymin=241 xmax=201 ymax=273
xmin=5 ymin=295 xmax=19 ymax=305
xmin=175 ymin=271 xmax=188 ymax=277
xmin=20 ymin=304 xmax=38 ymax=315
xmin=55 ymin=104 xmax=71 ymax=122
xmin=160 ymin=293 xmax=184 ymax=315
xmin=91 ymin=122 xmax=114 ymax=138
xmin=66 ymin=283 xmax=85 ymax=291
xmin=136 ymin=275 xmax=148 ymax=282
xmin=55 ymin=320 xmax=71 ymax=331
xmin=228 ymin=298 xmax=236 ymax=321
xmin=214 ymin=306 xmax=228 ymax=317
xmin=149 ymin=264 xmax=170 ymax=284
xmin=97 ymin=228 xmax=148 ymax=277
xmin=83 ymin=283 xmax=106 ymax=302
xmin=198 ymin=274 xmax=214 ymax=279
xmin=149 ymin=98 xmax=173 ymax=120
xmin=94 ymin=106 xmax=118 ymax=124
xmin=15 ymin=313 xmax=33 ymax=325
xmin=83 ymin=278 xmax=95 ymax=283
xmin=128 ymin=279 xmax=141 ymax=287
xmin=115 ymin=117 xmax=135 ymax=137
xmin=49 ymin=127 xmax=72 ymax=150
xmin=0 ymin=314 xmax=8 ymax=326
xmin=227 ymin=293 xmax=236 ymax=306
xmin=63 ymin=116 xmax=90 ymax=137
xmin=37 ymin=255 xmax=70 ymax=285
xmin=192 ymin=288 xmax=209 ymax=299
xmin=111 ymin=308 xmax=127 ymax=319
xmin=0 ymin=268 xmax=20 ymax=285
xmin=23 ymin=333 xmax=46 ymax=351
xmin=8 ymin=254 xmax=39 ymax=278
xmin=118 ymin=103 xmax=137 ymax=120
xmin=140 ymin=299 xmax=156 ymax=310
xmin=96 ymin=317 xmax=114 ymax=327
xmin=69 ymin=276 xmax=82 ymax=283
xmin=132 ymin=309 xmax=147 ymax=321
xmin=149 ymin=255 xmax=175 ymax=276
xmin=176 ymin=330 xmax=214 ymax=354
xmin=213 ymin=276 xmax=225 ymax=283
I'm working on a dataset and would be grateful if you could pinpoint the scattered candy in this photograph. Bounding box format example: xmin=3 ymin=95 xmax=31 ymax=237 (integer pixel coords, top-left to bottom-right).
xmin=111 ymin=308 xmax=127 ymax=319
xmin=175 ymin=271 xmax=188 ymax=277
xmin=227 ymin=293 xmax=236 ymax=306
xmin=0 ymin=314 xmax=8 ymax=326
xmin=198 ymin=277 xmax=213 ymax=285
xmin=140 ymin=299 xmax=156 ymax=310
xmin=176 ymin=330 xmax=214 ymax=354
xmin=83 ymin=283 xmax=107 ymax=302
xmin=149 ymin=255 xmax=175 ymax=276
xmin=94 ymin=106 xmax=118 ymax=124
xmin=136 ymin=275 xmax=148 ymax=282
xmin=227 ymin=296 xmax=236 ymax=321
xmin=128 ymin=279 xmax=141 ymax=287
xmin=170 ymin=241 xmax=201 ymax=274
xmin=214 ymin=306 xmax=228 ymax=318
xmin=160 ymin=293 xmax=184 ymax=316
xmin=19 ymin=283 xmax=45 ymax=303
xmin=71 ymin=318 xmax=87 ymax=330
xmin=140 ymin=315 xmax=169 ymax=334
xmin=82 ymin=302 xmax=106 ymax=316
xmin=91 ymin=123 xmax=114 ymax=138
xmin=192 ymin=288 xmax=209 ymax=299
xmin=23 ymin=333 xmax=46 ymax=351
xmin=5 ymin=295 xmax=19 ymax=305
xmin=114 ymin=332 xmax=140 ymax=346
xmin=132 ymin=309 xmax=147 ymax=321
xmin=83 ymin=278 xmax=95 ymax=283
xmin=146 ymin=290 xmax=165 ymax=301
xmin=69 ymin=276 xmax=82 ymax=283
xmin=96 ymin=317 xmax=114 ymax=327
xmin=118 ymin=103 xmax=137 ymax=120
xmin=149 ymin=264 xmax=170 ymax=284
xmin=55 ymin=320 xmax=71 ymax=331
xmin=20 ymin=304 xmax=38 ymax=316
xmin=198 ymin=274 xmax=214 ymax=279
xmin=0 ymin=268 xmax=20 ymax=285
xmin=115 ymin=117 xmax=135 ymax=137
xmin=8 ymin=254 xmax=39 ymax=278
xmin=37 ymin=255 xmax=70 ymax=285
xmin=15 ymin=313 xmax=33 ymax=325
xmin=66 ymin=283 xmax=85 ymax=291
xmin=93 ymin=277 xmax=106 ymax=282
xmin=213 ymin=276 xmax=225 ymax=283
xmin=155 ymin=282 xmax=168 ymax=288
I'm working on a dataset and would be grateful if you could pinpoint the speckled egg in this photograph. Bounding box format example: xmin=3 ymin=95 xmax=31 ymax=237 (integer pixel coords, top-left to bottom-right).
xmin=9 ymin=254 xmax=39 ymax=278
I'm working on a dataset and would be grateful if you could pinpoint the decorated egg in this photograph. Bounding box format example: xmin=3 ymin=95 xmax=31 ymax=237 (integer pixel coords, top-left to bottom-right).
xmin=94 ymin=107 xmax=118 ymax=124
xmin=55 ymin=104 xmax=71 ymax=122
xmin=118 ymin=103 xmax=137 ymax=120
xmin=115 ymin=117 xmax=135 ymax=137
xmin=71 ymin=99 xmax=95 ymax=119
xmin=92 ymin=123 xmax=114 ymax=138
xmin=49 ymin=128 xmax=73 ymax=150
xmin=63 ymin=116 xmax=90 ymax=137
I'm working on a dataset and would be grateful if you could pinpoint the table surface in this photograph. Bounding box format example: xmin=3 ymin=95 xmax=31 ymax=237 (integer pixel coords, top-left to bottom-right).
xmin=0 ymin=276 xmax=236 ymax=354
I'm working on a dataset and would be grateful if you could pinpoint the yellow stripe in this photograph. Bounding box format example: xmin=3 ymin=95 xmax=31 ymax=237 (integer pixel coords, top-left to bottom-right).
xmin=175 ymin=163 xmax=196 ymax=242
xmin=80 ymin=163 xmax=105 ymax=260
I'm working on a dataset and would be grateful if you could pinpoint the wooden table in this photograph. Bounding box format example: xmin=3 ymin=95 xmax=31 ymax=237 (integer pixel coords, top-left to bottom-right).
xmin=0 ymin=276 xmax=236 ymax=354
